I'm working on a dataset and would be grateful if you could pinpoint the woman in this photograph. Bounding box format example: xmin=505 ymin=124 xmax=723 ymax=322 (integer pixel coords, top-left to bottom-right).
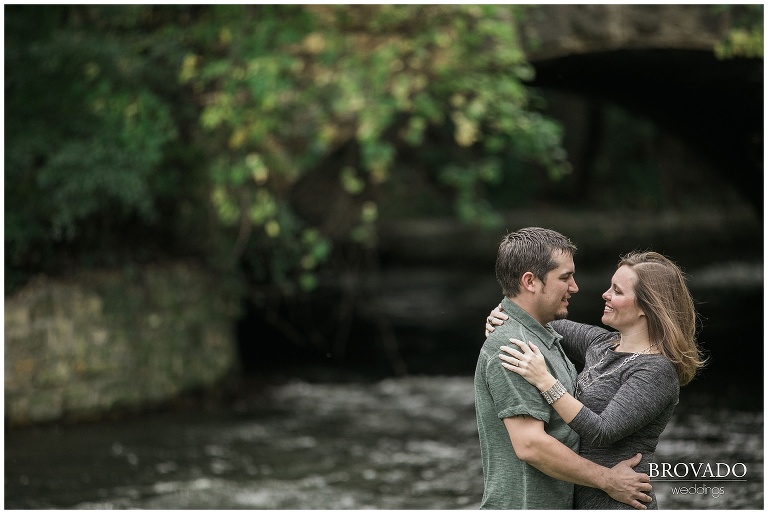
xmin=485 ymin=251 xmax=706 ymax=509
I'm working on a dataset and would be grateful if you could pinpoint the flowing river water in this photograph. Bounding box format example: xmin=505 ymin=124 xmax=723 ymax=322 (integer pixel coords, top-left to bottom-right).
xmin=5 ymin=376 xmax=763 ymax=510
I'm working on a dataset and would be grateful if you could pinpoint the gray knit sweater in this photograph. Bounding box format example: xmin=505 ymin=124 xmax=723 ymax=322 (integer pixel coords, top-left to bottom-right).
xmin=551 ymin=319 xmax=680 ymax=510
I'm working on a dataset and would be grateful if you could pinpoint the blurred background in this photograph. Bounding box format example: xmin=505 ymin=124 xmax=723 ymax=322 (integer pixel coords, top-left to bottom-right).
xmin=5 ymin=4 xmax=763 ymax=509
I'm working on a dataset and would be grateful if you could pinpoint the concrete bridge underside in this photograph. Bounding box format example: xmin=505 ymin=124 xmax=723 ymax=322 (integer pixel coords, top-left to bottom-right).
xmin=522 ymin=5 xmax=763 ymax=211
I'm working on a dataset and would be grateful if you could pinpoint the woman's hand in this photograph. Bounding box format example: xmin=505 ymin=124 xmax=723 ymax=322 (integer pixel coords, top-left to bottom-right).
xmin=484 ymin=304 xmax=508 ymax=337
xmin=499 ymin=339 xmax=557 ymax=392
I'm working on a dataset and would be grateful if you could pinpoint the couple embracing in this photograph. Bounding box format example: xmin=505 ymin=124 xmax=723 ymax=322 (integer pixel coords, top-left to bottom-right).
xmin=475 ymin=227 xmax=705 ymax=509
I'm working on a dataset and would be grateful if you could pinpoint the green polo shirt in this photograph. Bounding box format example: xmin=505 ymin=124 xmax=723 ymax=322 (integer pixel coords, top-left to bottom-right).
xmin=474 ymin=297 xmax=580 ymax=509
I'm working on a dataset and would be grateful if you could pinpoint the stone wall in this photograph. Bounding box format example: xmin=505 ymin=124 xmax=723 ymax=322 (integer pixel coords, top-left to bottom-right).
xmin=523 ymin=4 xmax=731 ymax=60
xmin=378 ymin=205 xmax=761 ymax=269
xmin=5 ymin=261 xmax=238 ymax=425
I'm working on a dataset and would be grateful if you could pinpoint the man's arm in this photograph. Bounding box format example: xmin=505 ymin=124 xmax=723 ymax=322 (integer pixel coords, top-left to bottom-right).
xmin=504 ymin=416 xmax=652 ymax=509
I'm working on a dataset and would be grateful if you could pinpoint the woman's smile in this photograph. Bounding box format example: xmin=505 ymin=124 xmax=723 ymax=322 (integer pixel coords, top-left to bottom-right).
xmin=600 ymin=265 xmax=645 ymax=330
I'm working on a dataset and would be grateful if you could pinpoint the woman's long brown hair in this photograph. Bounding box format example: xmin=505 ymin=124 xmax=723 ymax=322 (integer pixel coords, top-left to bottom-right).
xmin=619 ymin=251 xmax=707 ymax=385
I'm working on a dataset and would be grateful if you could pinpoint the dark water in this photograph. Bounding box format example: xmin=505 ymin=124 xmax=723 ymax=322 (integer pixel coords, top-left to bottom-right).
xmin=4 ymin=377 xmax=763 ymax=510
xmin=5 ymin=262 xmax=763 ymax=509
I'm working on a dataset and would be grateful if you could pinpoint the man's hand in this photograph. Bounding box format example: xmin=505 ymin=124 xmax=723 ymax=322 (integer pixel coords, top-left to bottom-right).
xmin=604 ymin=453 xmax=653 ymax=509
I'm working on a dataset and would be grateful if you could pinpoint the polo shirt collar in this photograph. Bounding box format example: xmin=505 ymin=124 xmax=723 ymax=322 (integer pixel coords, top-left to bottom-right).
xmin=500 ymin=297 xmax=563 ymax=350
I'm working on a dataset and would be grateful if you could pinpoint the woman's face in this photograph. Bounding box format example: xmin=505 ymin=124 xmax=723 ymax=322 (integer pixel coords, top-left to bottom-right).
xmin=601 ymin=265 xmax=646 ymax=331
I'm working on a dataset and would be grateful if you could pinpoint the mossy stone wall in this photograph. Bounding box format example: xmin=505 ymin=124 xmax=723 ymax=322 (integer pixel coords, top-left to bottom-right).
xmin=5 ymin=262 xmax=238 ymax=425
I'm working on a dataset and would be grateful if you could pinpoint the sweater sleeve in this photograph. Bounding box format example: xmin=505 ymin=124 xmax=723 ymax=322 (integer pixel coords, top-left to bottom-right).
xmin=551 ymin=319 xmax=612 ymax=367
xmin=568 ymin=359 xmax=679 ymax=446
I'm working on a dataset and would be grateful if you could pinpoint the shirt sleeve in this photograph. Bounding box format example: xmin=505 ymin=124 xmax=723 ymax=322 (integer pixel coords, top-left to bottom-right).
xmin=568 ymin=360 xmax=680 ymax=446
xmin=483 ymin=337 xmax=552 ymax=422
xmin=551 ymin=319 xmax=612 ymax=366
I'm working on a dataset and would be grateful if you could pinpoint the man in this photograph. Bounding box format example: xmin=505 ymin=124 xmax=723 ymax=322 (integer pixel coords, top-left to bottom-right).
xmin=475 ymin=227 xmax=652 ymax=509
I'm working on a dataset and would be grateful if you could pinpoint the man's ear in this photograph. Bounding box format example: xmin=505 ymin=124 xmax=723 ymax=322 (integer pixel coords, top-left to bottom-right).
xmin=521 ymin=271 xmax=537 ymax=293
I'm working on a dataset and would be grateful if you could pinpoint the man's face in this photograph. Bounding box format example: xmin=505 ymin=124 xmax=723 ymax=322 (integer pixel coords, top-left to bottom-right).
xmin=533 ymin=251 xmax=578 ymax=324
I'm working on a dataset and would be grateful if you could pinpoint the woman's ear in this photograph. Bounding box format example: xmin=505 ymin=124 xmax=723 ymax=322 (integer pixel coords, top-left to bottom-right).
xmin=521 ymin=271 xmax=537 ymax=293
xmin=634 ymin=298 xmax=646 ymax=318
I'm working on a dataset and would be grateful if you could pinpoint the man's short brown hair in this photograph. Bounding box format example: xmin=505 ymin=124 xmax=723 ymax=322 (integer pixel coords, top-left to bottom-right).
xmin=495 ymin=227 xmax=577 ymax=298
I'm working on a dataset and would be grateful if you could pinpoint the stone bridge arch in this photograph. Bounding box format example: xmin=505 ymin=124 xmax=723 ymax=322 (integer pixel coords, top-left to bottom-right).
xmin=519 ymin=4 xmax=763 ymax=212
